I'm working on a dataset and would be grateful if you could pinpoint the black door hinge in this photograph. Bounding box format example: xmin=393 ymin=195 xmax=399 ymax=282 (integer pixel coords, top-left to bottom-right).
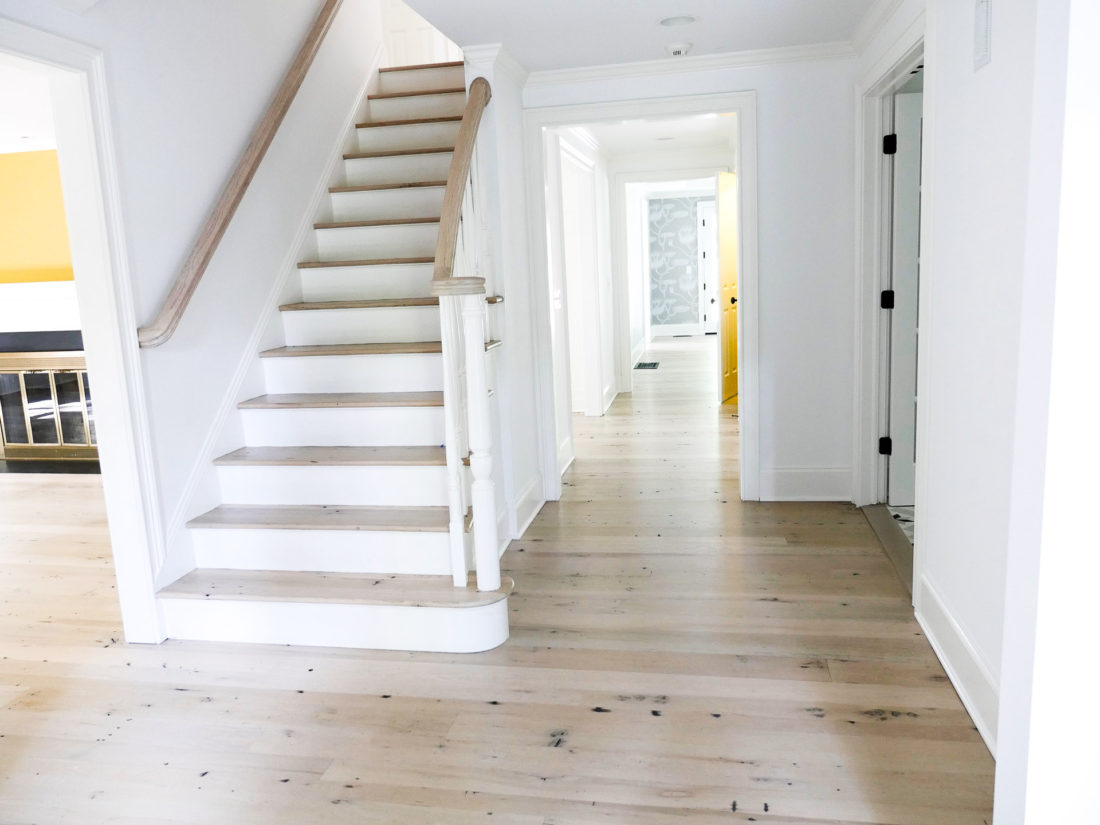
xmin=879 ymin=436 xmax=893 ymax=456
xmin=883 ymin=134 xmax=898 ymax=155
xmin=880 ymin=289 xmax=895 ymax=309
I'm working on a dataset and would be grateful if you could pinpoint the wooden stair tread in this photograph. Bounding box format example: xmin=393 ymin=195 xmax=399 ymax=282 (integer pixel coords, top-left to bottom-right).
xmin=214 ymin=445 xmax=447 ymax=467
xmin=356 ymin=116 xmax=462 ymax=129
xmin=379 ymin=60 xmax=464 ymax=73
xmin=329 ymin=180 xmax=446 ymax=194
xmin=261 ymin=341 xmax=443 ymax=357
xmin=313 ymin=217 xmax=440 ymax=230
xmin=367 ymin=86 xmax=465 ymax=100
xmin=188 ymin=503 xmax=458 ymax=532
xmin=343 ymin=146 xmax=453 ymax=160
xmin=298 ymin=256 xmax=434 ymax=269
xmin=239 ymin=391 xmax=444 ymax=409
xmin=279 ymin=297 xmax=438 ymax=311
xmin=160 ymin=570 xmax=513 ymax=608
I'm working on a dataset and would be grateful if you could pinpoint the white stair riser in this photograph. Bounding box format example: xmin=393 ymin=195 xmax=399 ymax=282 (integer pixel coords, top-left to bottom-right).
xmin=368 ymin=92 xmax=465 ymax=122
xmin=262 ymin=353 xmax=442 ymax=394
xmin=240 ymin=406 xmax=444 ymax=447
xmin=378 ymin=66 xmax=465 ymax=95
xmin=330 ymin=186 xmax=445 ymax=223
xmin=315 ymin=222 xmax=438 ymax=260
xmin=300 ymin=263 xmax=435 ymax=302
xmin=282 ymin=306 xmax=440 ymax=346
xmin=217 ymin=465 xmax=448 ymax=506
xmin=357 ymin=120 xmax=461 ymax=153
xmin=343 ymin=152 xmax=453 ymax=187
xmin=190 ymin=528 xmax=451 ymax=575
xmin=159 ymin=598 xmax=509 ymax=653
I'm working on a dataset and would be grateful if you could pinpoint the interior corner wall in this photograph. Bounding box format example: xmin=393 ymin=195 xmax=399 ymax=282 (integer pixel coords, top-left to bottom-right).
xmin=0 ymin=0 xmax=387 ymax=579
xmin=526 ymin=58 xmax=857 ymax=501
xmin=909 ymin=0 xmax=1046 ymax=752
xmin=463 ymin=47 xmax=545 ymax=537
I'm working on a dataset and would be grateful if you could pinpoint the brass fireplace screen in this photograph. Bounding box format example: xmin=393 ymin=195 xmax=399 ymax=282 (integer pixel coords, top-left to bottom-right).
xmin=0 ymin=352 xmax=97 ymax=461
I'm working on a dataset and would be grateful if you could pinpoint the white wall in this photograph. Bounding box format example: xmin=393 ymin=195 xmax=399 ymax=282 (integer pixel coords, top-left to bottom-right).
xmin=0 ymin=0 xmax=387 ymax=587
xmin=908 ymin=0 xmax=1044 ymax=751
xmin=0 ymin=281 xmax=80 ymax=331
xmin=526 ymin=56 xmax=858 ymax=500
xmin=464 ymin=46 xmax=545 ymax=539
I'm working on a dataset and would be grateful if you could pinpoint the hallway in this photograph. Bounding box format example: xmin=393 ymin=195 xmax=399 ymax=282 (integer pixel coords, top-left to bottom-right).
xmin=0 ymin=338 xmax=994 ymax=823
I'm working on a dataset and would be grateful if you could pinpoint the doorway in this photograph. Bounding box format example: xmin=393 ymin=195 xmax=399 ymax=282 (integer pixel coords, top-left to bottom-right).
xmin=0 ymin=27 xmax=164 ymax=641
xmin=524 ymin=92 xmax=759 ymax=502
xmin=854 ymin=46 xmax=925 ymax=590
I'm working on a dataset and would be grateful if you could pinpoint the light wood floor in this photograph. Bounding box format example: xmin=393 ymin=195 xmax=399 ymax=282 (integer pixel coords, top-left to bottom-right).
xmin=0 ymin=337 xmax=993 ymax=824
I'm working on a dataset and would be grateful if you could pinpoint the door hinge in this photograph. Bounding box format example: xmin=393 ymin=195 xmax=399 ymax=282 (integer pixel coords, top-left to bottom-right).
xmin=880 ymin=289 xmax=895 ymax=309
xmin=883 ymin=134 xmax=898 ymax=155
xmin=879 ymin=436 xmax=893 ymax=456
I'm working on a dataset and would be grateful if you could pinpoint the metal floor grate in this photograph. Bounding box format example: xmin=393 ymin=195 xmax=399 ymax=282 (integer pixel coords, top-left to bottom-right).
xmin=634 ymin=362 xmax=659 ymax=370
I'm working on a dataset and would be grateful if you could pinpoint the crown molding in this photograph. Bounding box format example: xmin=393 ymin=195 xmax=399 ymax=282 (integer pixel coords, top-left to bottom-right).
xmin=852 ymin=0 xmax=910 ymax=55
xmin=463 ymin=43 xmax=530 ymax=86
xmin=525 ymin=41 xmax=855 ymax=89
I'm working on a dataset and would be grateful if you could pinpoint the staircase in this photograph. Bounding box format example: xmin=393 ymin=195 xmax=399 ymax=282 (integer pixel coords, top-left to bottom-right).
xmin=156 ymin=61 xmax=512 ymax=654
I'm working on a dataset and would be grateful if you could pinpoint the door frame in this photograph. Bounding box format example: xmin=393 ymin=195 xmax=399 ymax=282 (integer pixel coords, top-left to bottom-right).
xmin=852 ymin=23 xmax=926 ymax=508
xmin=696 ymin=199 xmax=719 ymax=336
xmin=0 ymin=20 xmax=166 ymax=641
xmin=524 ymin=91 xmax=760 ymax=502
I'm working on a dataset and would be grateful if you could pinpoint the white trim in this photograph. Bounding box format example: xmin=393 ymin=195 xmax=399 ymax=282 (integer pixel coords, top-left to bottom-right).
xmin=915 ymin=576 xmax=999 ymax=754
xmin=525 ymin=42 xmax=855 ymax=89
xmin=160 ymin=52 xmax=383 ymax=586
xmin=851 ymin=22 xmax=925 ymax=506
xmin=510 ymin=474 xmax=544 ymax=540
xmin=524 ymin=90 xmax=760 ymax=503
xmin=758 ymin=466 xmax=852 ymax=501
xmin=0 ymin=18 xmax=166 ymax=641
xmin=852 ymin=0 xmax=910 ymax=56
xmin=463 ymin=43 xmax=529 ymax=86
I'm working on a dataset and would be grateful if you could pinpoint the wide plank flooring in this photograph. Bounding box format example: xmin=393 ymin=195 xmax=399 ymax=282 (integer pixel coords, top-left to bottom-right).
xmin=0 ymin=337 xmax=994 ymax=823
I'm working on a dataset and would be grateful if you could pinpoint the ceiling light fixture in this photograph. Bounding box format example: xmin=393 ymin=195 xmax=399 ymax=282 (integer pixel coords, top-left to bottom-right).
xmin=659 ymin=15 xmax=696 ymax=26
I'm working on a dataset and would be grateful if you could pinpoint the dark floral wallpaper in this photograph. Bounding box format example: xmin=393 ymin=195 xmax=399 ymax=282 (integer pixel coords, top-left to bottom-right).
xmin=648 ymin=196 xmax=713 ymax=326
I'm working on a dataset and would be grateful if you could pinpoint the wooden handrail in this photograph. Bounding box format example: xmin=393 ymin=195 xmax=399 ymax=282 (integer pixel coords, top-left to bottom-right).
xmin=137 ymin=0 xmax=344 ymax=348
xmin=430 ymin=77 xmax=491 ymax=291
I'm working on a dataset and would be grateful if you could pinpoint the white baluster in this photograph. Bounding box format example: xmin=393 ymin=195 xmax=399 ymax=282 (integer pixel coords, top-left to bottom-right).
xmin=458 ymin=283 xmax=500 ymax=592
xmin=437 ymin=294 xmax=469 ymax=586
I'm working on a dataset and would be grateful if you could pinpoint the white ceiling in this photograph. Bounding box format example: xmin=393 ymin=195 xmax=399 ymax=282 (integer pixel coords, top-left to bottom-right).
xmin=577 ymin=112 xmax=737 ymax=156
xmin=404 ymin=0 xmax=876 ymax=72
xmin=0 ymin=61 xmax=56 ymax=155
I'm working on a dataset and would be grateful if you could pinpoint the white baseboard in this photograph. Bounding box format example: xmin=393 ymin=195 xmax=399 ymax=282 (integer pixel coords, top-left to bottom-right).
xmin=512 ymin=473 xmax=545 ymax=539
xmin=631 ymin=338 xmax=646 ymax=366
xmin=915 ymin=576 xmax=999 ymax=755
xmin=757 ymin=466 xmax=852 ymax=501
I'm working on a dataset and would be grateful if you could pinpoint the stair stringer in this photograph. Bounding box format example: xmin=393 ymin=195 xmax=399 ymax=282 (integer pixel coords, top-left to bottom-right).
xmin=156 ymin=48 xmax=384 ymax=590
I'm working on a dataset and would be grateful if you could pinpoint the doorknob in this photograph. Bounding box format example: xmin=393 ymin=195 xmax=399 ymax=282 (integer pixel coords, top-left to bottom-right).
xmin=710 ymin=298 xmax=715 ymax=304
xmin=730 ymin=297 xmax=738 ymax=305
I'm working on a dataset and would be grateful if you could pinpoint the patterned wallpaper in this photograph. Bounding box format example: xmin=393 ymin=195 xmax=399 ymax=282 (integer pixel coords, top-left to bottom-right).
xmin=648 ymin=196 xmax=712 ymax=326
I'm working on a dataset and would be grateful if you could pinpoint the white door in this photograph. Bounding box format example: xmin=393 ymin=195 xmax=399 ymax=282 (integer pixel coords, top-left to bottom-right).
xmin=697 ymin=201 xmax=719 ymax=335
xmin=381 ymin=0 xmax=463 ymax=67
xmin=887 ymin=92 xmax=923 ymax=506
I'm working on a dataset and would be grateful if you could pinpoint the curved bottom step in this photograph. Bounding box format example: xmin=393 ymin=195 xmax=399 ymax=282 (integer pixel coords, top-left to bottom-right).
xmin=158 ymin=570 xmax=512 ymax=653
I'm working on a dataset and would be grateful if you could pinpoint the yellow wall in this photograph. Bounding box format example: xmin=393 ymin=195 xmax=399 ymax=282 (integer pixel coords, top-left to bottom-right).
xmin=0 ymin=150 xmax=73 ymax=284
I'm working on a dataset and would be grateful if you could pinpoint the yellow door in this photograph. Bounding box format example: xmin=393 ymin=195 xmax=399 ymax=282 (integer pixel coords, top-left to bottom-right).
xmin=717 ymin=172 xmax=739 ymax=405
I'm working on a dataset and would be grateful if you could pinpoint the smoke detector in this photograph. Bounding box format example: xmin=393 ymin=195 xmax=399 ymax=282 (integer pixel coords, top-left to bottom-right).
xmin=665 ymin=42 xmax=692 ymax=57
